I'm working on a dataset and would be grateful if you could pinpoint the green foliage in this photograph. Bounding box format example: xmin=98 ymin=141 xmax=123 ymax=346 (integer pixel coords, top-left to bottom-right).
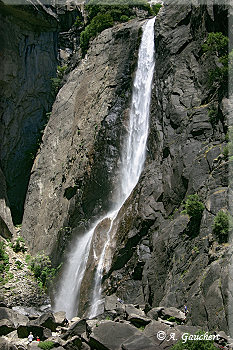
xmin=183 ymin=194 xmax=205 ymax=220
xmin=28 ymin=253 xmax=59 ymax=289
xmin=202 ymin=32 xmax=228 ymax=56
xmin=80 ymin=12 xmax=114 ymax=56
xmin=51 ymin=65 xmax=67 ymax=96
xmin=183 ymin=194 xmax=205 ymax=237
xmin=80 ymin=0 xmax=151 ymax=56
xmin=120 ymin=15 xmax=129 ymax=22
xmin=38 ymin=341 xmax=55 ymax=350
xmin=0 ymin=241 xmax=9 ymax=274
xmin=171 ymin=331 xmax=217 ymax=349
xmin=10 ymin=236 xmax=26 ymax=253
xmin=202 ymin=32 xmax=230 ymax=91
xmin=213 ymin=210 xmax=230 ymax=243
xmin=151 ymin=3 xmax=162 ymax=15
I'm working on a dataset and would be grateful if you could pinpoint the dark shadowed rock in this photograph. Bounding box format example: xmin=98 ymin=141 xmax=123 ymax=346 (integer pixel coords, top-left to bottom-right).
xmin=62 ymin=319 xmax=86 ymax=340
xmin=30 ymin=312 xmax=56 ymax=332
xmin=63 ymin=336 xmax=82 ymax=350
xmin=0 ymin=319 xmax=15 ymax=336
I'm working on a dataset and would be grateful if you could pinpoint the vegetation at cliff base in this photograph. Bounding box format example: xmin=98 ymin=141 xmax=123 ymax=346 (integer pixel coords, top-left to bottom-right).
xmin=0 ymin=241 xmax=9 ymax=274
xmin=38 ymin=341 xmax=55 ymax=350
xmin=171 ymin=331 xmax=217 ymax=349
xmin=26 ymin=253 xmax=60 ymax=290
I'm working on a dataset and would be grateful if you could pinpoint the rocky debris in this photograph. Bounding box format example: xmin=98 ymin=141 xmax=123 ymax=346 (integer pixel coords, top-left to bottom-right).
xmin=0 ymin=239 xmax=50 ymax=309
xmin=1 ymin=302 xmax=232 ymax=350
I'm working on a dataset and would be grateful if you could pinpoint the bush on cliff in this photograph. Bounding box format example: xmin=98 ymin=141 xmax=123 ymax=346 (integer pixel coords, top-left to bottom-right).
xmin=80 ymin=0 xmax=152 ymax=56
xmin=213 ymin=210 xmax=230 ymax=243
xmin=182 ymin=194 xmax=205 ymax=236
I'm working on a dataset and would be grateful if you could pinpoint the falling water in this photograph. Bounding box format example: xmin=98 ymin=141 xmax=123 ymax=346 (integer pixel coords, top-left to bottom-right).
xmin=54 ymin=17 xmax=155 ymax=319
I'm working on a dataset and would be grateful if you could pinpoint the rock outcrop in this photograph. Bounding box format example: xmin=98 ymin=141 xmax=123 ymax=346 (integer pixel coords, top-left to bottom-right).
xmin=21 ymin=19 xmax=144 ymax=263
xmin=101 ymin=2 xmax=230 ymax=334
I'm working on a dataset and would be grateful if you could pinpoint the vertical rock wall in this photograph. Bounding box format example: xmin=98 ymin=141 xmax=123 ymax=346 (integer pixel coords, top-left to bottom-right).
xmin=21 ymin=19 xmax=144 ymax=264
xmin=0 ymin=2 xmax=58 ymax=225
xmin=102 ymin=3 xmax=230 ymax=333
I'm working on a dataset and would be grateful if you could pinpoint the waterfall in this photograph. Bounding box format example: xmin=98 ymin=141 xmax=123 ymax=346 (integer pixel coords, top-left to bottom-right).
xmin=54 ymin=17 xmax=155 ymax=320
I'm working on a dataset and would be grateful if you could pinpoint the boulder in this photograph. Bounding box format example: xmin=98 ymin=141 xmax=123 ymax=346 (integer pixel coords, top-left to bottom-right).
xmin=54 ymin=312 xmax=68 ymax=327
xmin=161 ymin=307 xmax=186 ymax=322
xmin=63 ymin=336 xmax=82 ymax=350
xmin=0 ymin=319 xmax=15 ymax=336
xmin=89 ymin=320 xmax=153 ymax=350
xmin=146 ymin=308 xmax=159 ymax=321
xmin=61 ymin=319 xmax=86 ymax=340
xmin=29 ymin=312 xmax=56 ymax=332
xmin=122 ymin=334 xmax=161 ymax=350
xmin=0 ymin=338 xmax=9 ymax=350
xmin=0 ymin=308 xmax=29 ymax=328
xmin=104 ymin=295 xmax=123 ymax=312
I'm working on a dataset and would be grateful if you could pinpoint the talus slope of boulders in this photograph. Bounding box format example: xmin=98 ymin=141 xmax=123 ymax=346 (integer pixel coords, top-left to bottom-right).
xmin=0 ymin=295 xmax=232 ymax=350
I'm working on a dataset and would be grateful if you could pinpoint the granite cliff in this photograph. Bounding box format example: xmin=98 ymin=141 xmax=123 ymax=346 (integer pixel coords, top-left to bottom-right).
xmin=0 ymin=0 xmax=231 ymax=339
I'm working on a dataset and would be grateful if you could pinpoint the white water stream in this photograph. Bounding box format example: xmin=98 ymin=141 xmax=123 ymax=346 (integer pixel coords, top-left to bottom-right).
xmin=54 ymin=17 xmax=155 ymax=319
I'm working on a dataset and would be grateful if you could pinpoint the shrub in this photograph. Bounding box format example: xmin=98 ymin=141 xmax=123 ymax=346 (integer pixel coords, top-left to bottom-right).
xmin=202 ymin=32 xmax=229 ymax=91
xmin=10 ymin=236 xmax=26 ymax=253
xmin=28 ymin=253 xmax=59 ymax=289
xmin=120 ymin=15 xmax=129 ymax=22
xmin=213 ymin=210 xmax=229 ymax=243
xmin=38 ymin=341 xmax=55 ymax=350
xmin=183 ymin=194 xmax=205 ymax=220
xmin=151 ymin=3 xmax=162 ymax=15
xmin=0 ymin=241 xmax=9 ymax=274
xmin=51 ymin=65 xmax=67 ymax=96
xmin=80 ymin=12 xmax=114 ymax=56
xmin=171 ymin=331 xmax=217 ymax=349
xmin=183 ymin=194 xmax=205 ymax=237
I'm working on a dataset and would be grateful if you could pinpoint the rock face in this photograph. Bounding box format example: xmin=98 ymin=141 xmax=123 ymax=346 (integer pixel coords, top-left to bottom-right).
xmin=22 ymin=19 xmax=144 ymax=262
xmin=0 ymin=168 xmax=15 ymax=239
xmin=0 ymin=2 xmax=58 ymax=224
xmin=8 ymin=0 xmax=229 ymax=336
xmin=101 ymin=3 xmax=230 ymax=334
